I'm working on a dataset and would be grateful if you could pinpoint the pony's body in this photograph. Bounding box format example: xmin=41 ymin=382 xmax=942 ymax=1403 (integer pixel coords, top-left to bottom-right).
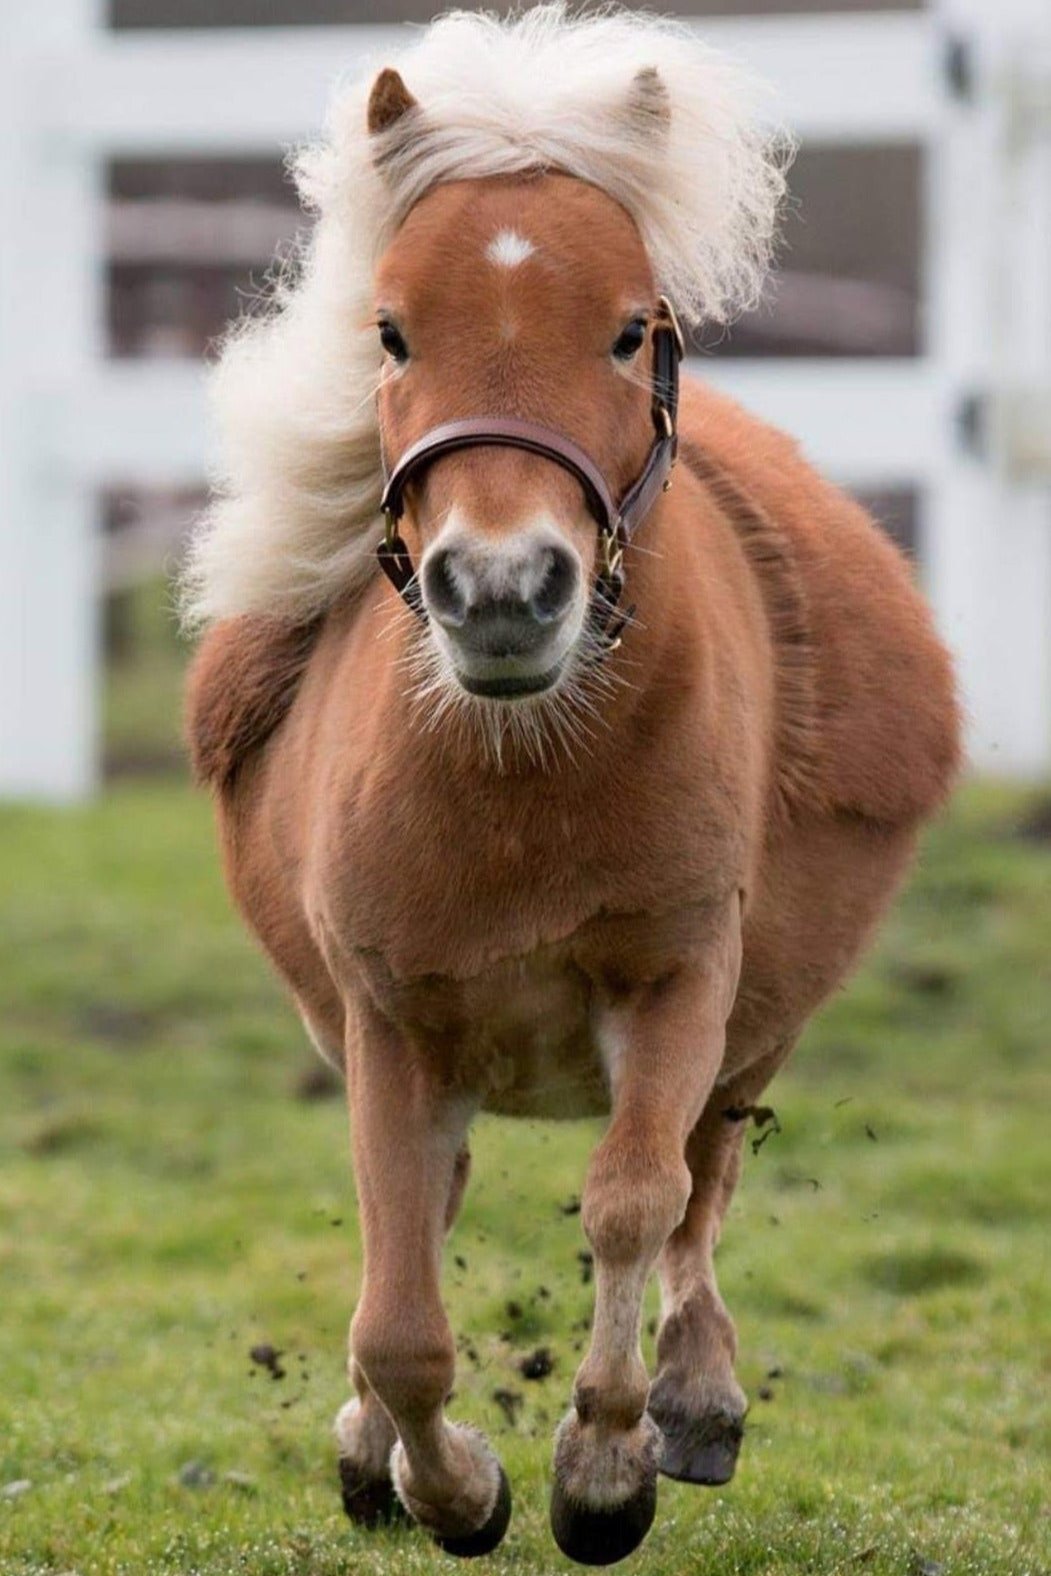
xmin=186 ymin=13 xmax=959 ymax=1564
xmin=196 ymin=373 xmax=953 ymax=1110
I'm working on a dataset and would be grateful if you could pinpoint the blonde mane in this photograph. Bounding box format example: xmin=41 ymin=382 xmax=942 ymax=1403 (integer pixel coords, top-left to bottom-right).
xmin=181 ymin=5 xmax=789 ymax=627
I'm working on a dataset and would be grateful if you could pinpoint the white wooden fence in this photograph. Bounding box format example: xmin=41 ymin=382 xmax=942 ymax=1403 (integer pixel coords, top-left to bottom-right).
xmin=1 ymin=1 xmax=1049 ymax=798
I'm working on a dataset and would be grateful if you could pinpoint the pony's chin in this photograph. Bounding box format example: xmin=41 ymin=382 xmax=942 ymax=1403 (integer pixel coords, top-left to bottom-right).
xmin=455 ymin=663 xmax=564 ymax=701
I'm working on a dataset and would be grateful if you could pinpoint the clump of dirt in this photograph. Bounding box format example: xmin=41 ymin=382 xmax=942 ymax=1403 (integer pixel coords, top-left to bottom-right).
xmin=492 ymin=1388 xmax=524 ymax=1426
xmin=178 ymin=1461 xmax=215 ymax=1489
xmin=889 ymin=961 xmax=958 ymax=998
xmin=518 ymin=1347 xmax=555 ymax=1381
xmin=577 ymin=1250 xmax=594 ymax=1285
xmin=21 ymin=1113 xmax=103 ymax=1157
xmin=559 ymin=1196 xmax=581 ymax=1216
xmin=724 ymin=1103 xmax=782 ymax=1155
xmin=292 ymin=1060 xmax=342 ymax=1101
xmin=249 ymin=1342 xmax=286 ymax=1380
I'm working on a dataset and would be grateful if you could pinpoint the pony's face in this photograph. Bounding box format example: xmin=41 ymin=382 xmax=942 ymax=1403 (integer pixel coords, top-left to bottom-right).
xmin=373 ymin=174 xmax=659 ymax=704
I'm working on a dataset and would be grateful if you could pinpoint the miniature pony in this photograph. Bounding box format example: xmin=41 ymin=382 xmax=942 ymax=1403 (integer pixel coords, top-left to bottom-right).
xmin=185 ymin=8 xmax=959 ymax=1565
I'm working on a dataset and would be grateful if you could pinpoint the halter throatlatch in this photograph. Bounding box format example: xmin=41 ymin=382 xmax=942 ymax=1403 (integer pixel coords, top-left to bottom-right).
xmin=377 ymin=296 xmax=684 ymax=655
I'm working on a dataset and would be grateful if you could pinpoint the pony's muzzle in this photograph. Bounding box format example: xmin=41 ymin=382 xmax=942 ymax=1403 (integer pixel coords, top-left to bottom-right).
xmin=420 ymin=530 xmax=582 ymax=698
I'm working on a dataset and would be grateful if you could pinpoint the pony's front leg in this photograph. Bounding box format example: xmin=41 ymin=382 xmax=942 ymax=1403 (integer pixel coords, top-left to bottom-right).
xmin=338 ymin=996 xmax=510 ymax=1557
xmin=552 ymin=896 xmax=742 ymax=1566
xmin=336 ymin=1139 xmax=472 ymax=1526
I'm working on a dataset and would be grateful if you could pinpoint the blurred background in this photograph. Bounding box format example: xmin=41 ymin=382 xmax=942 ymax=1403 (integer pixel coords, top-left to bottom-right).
xmin=1 ymin=0 xmax=1049 ymax=800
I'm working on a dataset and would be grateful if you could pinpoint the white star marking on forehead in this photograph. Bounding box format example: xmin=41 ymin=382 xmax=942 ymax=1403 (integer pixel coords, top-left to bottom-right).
xmin=486 ymin=229 xmax=537 ymax=268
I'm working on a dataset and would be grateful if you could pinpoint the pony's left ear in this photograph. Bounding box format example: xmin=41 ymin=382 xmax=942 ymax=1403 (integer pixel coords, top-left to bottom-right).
xmin=367 ymin=67 xmax=419 ymax=136
xmin=624 ymin=65 xmax=671 ymax=137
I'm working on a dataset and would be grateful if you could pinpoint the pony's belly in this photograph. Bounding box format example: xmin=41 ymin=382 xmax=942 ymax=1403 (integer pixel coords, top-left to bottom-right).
xmin=359 ymin=946 xmax=610 ymax=1119
xmin=476 ymin=1012 xmax=609 ymax=1119
xmin=455 ymin=957 xmax=609 ymax=1119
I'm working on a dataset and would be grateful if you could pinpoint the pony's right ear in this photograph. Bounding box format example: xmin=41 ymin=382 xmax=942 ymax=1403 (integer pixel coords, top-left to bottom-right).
xmin=367 ymin=68 xmax=419 ymax=137
xmin=623 ymin=65 xmax=671 ymax=139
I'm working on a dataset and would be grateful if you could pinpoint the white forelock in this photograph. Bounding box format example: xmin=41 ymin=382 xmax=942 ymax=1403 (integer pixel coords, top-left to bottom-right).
xmin=181 ymin=4 xmax=789 ymax=627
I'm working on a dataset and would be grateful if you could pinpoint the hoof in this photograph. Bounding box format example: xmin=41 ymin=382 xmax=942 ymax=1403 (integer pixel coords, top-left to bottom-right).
xmin=649 ymin=1401 xmax=744 ymax=1486
xmin=433 ymin=1464 xmax=512 ymax=1559
xmin=338 ymin=1457 xmax=407 ymax=1529
xmin=550 ymin=1472 xmax=657 ymax=1567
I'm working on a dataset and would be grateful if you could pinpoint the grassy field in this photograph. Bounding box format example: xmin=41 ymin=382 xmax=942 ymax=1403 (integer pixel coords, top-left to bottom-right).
xmin=0 ymin=779 xmax=1049 ymax=1576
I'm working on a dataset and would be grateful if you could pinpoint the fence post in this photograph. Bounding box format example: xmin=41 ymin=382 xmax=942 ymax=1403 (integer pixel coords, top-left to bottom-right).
xmin=926 ymin=0 xmax=1051 ymax=777
xmin=0 ymin=0 xmax=105 ymax=800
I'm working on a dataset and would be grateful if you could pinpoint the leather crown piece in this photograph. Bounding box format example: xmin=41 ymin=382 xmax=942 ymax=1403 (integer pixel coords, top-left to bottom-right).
xmin=376 ymin=295 xmax=684 ymax=655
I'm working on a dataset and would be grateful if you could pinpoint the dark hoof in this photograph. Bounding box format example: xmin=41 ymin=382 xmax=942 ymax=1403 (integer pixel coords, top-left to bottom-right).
xmin=339 ymin=1457 xmax=407 ymax=1529
xmin=434 ymin=1464 xmax=512 ymax=1559
xmin=550 ymin=1473 xmax=657 ymax=1566
xmin=649 ymin=1402 xmax=744 ymax=1486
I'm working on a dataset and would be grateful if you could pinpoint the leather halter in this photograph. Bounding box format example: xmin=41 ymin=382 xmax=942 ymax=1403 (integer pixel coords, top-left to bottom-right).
xmin=377 ymin=296 xmax=685 ymax=653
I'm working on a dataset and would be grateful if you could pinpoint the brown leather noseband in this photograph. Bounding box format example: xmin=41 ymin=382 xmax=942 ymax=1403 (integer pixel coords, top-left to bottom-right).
xmin=377 ymin=296 xmax=684 ymax=654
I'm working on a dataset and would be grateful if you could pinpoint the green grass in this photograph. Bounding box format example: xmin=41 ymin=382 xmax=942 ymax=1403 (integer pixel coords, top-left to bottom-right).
xmin=1 ymin=782 xmax=1049 ymax=1575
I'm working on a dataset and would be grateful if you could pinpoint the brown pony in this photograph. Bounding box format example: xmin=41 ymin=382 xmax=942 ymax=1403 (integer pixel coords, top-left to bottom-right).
xmin=185 ymin=10 xmax=959 ymax=1566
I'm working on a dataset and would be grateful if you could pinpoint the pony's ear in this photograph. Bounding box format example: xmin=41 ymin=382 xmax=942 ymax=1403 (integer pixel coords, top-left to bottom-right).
xmin=367 ymin=67 xmax=419 ymax=136
xmin=624 ymin=65 xmax=671 ymax=137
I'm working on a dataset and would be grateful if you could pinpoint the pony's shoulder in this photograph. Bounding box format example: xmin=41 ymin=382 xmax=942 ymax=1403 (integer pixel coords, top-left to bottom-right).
xmin=184 ymin=615 xmax=320 ymax=791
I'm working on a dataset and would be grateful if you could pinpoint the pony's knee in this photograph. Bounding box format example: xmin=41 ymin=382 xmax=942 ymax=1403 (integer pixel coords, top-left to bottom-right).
xmin=583 ymin=1143 xmax=691 ymax=1266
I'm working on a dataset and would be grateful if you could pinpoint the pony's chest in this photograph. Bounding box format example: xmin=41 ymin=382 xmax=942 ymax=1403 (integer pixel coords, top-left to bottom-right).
xmin=323 ymin=795 xmax=609 ymax=979
xmin=318 ymin=762 xmax=741 ymax=984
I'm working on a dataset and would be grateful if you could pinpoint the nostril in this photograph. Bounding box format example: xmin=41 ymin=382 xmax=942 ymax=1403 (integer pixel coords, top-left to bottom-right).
xmin=421 ymin=548 xmax=468 ymax=628
xmin=531 ymin=547 xmax=579 ymax=625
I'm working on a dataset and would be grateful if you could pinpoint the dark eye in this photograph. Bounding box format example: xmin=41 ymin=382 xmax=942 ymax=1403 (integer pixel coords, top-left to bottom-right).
xmin=378 ymin=320 xmax=409 ymax=363
xmin=612 ymin=318 xmax=647 ymax=361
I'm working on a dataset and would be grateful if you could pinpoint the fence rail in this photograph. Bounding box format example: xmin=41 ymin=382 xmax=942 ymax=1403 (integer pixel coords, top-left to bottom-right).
xmin=1 ymin=2 xmax=1049 ymax=798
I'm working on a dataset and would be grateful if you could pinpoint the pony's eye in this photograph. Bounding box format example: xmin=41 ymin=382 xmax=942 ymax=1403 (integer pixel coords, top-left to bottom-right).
xmin=612 ymin=318 xmax=647 ymax=361
xmin=378 ymin=320 xmax=409 ymax=363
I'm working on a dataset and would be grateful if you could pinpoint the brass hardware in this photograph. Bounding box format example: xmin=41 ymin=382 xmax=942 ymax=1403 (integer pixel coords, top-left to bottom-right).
xmin=656 ymin=404 xmax=674 ymax=440
xmin=383 ymin=508 xmax=397 ymax=549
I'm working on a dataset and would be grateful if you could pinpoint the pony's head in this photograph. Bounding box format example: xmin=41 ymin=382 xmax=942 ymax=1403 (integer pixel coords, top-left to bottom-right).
xmin=182 ymin=4 xmax=789 ymax=724
xmin=371 ymin=155 xmax=662 ymax=699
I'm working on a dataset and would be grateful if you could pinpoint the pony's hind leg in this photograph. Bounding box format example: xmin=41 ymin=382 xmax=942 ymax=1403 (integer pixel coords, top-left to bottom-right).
xmin=339 ymin=996 xmax=510 ymax=1557
xmin=335 ymin=1360 xmax=403 ymax=1527
xmin=648 ymin=1042 xmax=789 ymax=1486
xmin=552 ymin=894 xmax=742 ymax=1566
